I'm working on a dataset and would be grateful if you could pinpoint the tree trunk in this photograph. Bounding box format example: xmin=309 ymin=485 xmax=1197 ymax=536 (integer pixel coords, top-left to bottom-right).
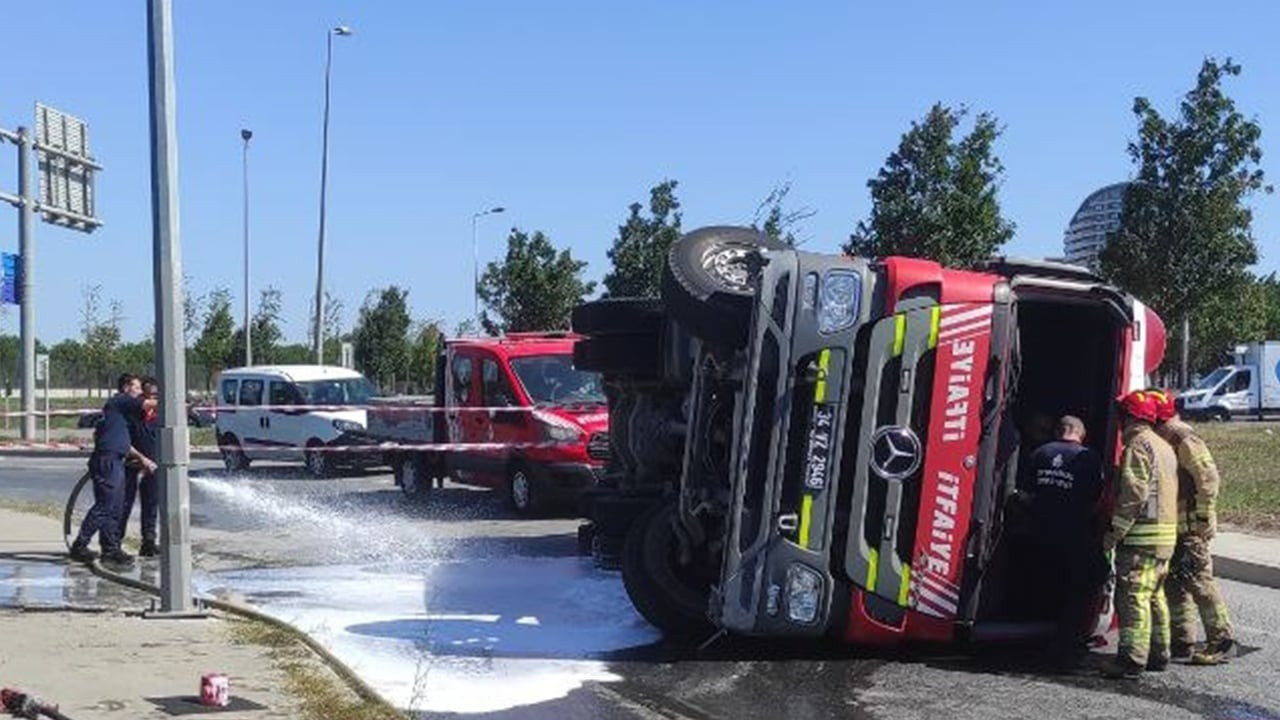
xmin=1180 ymin=314 xmax=1191 ymax=389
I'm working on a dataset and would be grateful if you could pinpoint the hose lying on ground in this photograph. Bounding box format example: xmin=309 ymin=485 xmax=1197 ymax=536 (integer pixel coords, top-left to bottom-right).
xmin=61 ymin=472 xmax=405 ymax=718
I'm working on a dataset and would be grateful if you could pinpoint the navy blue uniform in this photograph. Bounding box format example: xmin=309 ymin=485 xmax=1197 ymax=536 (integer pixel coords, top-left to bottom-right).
xmin=119 ymin=409 xmax=159 ymax=544
xmin=74 ymin=393 xmax=143 ymax=553
xmin=1020 ymin=439 xmax=1108 ymax=647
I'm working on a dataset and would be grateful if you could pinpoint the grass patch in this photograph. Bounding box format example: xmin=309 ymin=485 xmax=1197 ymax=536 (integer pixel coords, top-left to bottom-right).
xmin=0 ymin=498 xmax=63 ymax=521
xmin=228 ymin=618 xmax=406 ymax=720
xmin=1196 ymin=421 xmax=1280 ymax=533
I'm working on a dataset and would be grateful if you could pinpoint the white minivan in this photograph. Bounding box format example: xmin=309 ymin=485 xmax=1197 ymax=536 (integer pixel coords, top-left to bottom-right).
xmin=215 ymin=365 xmax=377 ymax=476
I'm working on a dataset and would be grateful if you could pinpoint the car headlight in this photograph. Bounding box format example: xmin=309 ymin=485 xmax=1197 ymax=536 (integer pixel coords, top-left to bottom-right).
xmin=533 ymin=410 xmax=584 ymax=443
xmin=785 ymin=564 xmax=822 ymax=624
xmin=817 ymin=270 xmax=860 ymax=334
xmin=332 ymin=419 xmax=365 ymax=432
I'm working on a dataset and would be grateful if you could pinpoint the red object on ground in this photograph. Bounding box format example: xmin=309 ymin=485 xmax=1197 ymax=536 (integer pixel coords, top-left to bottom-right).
xmin=200 ymin=673 xmax=230 ymax=708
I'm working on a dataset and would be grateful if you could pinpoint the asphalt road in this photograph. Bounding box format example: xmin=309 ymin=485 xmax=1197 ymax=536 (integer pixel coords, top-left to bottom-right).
xmin=2 ymin=455 xmax=1278 ymax=720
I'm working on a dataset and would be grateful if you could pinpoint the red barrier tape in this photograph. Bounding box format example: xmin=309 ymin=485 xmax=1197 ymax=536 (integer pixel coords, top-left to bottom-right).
xmin=0 ymin=440 xmax=580 ymax=454
xmin=0 ymin=403 xmax=605 ymax=418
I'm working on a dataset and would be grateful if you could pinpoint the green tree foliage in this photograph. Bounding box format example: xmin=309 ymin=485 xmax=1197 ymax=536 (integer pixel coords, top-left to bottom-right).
xmin=846 ymin=103 xmax=1015 ymax=267
xmin=407 ymin=320 xmax=443 ymax=395
xmin=309 ymin=291 xmax=346 ymax=365
xmin=79 ymin=285 xmax=123 ymax=394
xmin=1101 ymin=59 xmax=1272 ymax=380
xmin=275 ymin=343 xmax=313 ymax=365
xmin=193 ymin=288 xmax=235 ymax=389
xmin=352 ymin=286 xmax=412 ymax=391
xmin=1187 ymin=274 xmax=1274 ymax=371
xmin=1261 ymin=273 xmax=1280 ymax=336
xmin=114 ymin=339 xmax=155 ymax=378
xmin=602 ymin=180 xmax=681 ymax=298
xmin=0 ymin=334 xmax=18 ymax=395
xmin=478 ymin=228 xmax=595 ymax=334
xmin=232 ymin=287 xmax=284 ymax=365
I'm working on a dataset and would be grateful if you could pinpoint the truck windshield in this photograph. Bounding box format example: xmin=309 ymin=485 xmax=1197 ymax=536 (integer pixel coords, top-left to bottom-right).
xmin=295 ymin=377 xmax=377 ymax=406
xmin=1193 ymin=367 xmax=1232 ymax=391
xmin=509 ymin=354 xmax=604 ymax=406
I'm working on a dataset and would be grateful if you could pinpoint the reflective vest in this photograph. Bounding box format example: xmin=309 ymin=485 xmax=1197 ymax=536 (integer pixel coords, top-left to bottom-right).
xmin=1111 ymin=423 xmax=1178 ymax=558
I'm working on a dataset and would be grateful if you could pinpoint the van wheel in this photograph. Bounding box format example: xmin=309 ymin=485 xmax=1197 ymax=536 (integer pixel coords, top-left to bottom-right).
xmin=661 ymin=226 xmax=785 ymax=349
xmin=1210 ymin=408 xmax=1231 ymax=422
xmin=621 ymin=501 xmax=714 ymax=638
xmin=304 ymin=441 xmax=331 ymax=478
xmin=220 ymin=434 xmax=250 ymax=472
xmin=508 ymin=464 xmax=544 ymax=517
xmin=397 ymin=456 xmax=429 ymax=499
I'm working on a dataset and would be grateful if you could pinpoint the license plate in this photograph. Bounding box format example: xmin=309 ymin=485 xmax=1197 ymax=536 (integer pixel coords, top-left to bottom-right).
xmin=804 ymin=404 xmax=835 ymax=490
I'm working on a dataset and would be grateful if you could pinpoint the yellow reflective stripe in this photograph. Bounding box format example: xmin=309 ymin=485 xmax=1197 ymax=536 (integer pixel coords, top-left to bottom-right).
xmin=799 ymin=494 xmax=814 ymax=548
xmin=1111 ymin=516 xmax=1136 ymax=533
xmin=892 ymin=314 xmax=906 ymax=357
xmin=898 ymin=565 xmax=911 ymax=607
xmin=813 ymin=349 xmax=831 ymax=403
xmin=927 ymin=306 xmax=941 ymax=349
xmin=1126 ymin=523 xmax=1177 ymax=535
xmin=866 ymin=547 xmax=879 ymax=590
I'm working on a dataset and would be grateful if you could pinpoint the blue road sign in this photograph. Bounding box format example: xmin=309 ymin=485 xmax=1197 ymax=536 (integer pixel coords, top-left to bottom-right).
xmin=1 ymin=252 xmax=20 ymax=305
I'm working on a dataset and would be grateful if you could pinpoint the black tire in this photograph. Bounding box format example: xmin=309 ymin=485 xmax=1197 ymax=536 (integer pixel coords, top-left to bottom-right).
xmin=621 ymin=501 xmax=714 ymax=638
xmin=574 ymin=334 xmax=663 ymax=378
xmin=572 ymin=298 xmax=666 ymax=336
xmin=1210 ymin=408 xmax=1231 ymax=423
xmin=508 ymin=463 xmax=545 ymax=517
xmin=304 ymin=440 xmax=331 ymax=478
xmin=661 ymin=226 xmax=785 ymax=349
xmin=220 ymin=433 xmax=250 ymax=472
xmin=397 ymin=455 xmax=430 ymax=499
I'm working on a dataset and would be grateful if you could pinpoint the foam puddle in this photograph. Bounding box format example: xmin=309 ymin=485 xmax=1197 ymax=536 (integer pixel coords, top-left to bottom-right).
xmin=189 ymin=475 xmax=661 ymax=714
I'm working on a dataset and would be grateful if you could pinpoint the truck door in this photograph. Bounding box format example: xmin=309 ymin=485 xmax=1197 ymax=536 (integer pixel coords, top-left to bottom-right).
xmin=1218 ymin=368 xmax=1254 ymax=415
xmin=237 ymin=376 xmax=268 ymax=459
xmin=445 ymin=350 xmax=483 ymax=476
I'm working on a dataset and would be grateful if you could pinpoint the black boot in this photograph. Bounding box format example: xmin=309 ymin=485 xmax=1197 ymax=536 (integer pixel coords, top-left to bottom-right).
xmin=1146 ymin=653 xmax=1170 ymax=672
xmin=100 ymin=549 xmax=136 ymax=570
xmin=1102 ymin=656 xmax=1144 ymax=679
xmin=1170 ymin=641 xmax=1196 ymax=661
xmin=139 ymin=539 xmax=159 ymax=558
xmin=68 ymin=541 xmax=98 ymax=563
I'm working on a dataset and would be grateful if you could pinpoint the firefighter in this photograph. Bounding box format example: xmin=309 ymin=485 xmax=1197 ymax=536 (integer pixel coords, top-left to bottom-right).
xmin=1151 ymin=389 xmax=1236 ymax=665
xmin=119 ymin=376 xmax=161 ymax=557
xmin=1102 ymin=390 xmax=1179 ymax=679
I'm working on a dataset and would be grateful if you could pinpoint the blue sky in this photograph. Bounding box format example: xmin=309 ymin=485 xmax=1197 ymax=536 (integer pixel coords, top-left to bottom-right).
xmin=1 ymin=1 xmax=1278 ymax=342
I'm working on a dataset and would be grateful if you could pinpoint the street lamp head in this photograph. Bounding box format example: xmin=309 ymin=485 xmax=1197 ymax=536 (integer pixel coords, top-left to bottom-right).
xmin=241 ymin=128 xmax=253 ymax=141
xmin=333 ymin=25 xmax=353 ymax=36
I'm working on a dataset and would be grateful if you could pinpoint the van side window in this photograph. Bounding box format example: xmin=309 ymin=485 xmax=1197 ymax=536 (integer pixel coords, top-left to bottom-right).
xmin=269 ymin=381 xmax=300 ymax=407
xmin=220 ymin=379 xmax=239 ymax=406
xmin=452 ymin=356 xmax=473 ymax=405
xmin=482 ymin=358 xmax=516 ymax=407
xmin=1230 ymin=369 xmax=1252 ymax=393
xmin=239 ymin=379 xmax=264 ymax=406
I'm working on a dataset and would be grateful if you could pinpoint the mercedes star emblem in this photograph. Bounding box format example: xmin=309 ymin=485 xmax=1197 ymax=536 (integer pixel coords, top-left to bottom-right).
xmin=870 ymin=425 xmax=922 ymax=481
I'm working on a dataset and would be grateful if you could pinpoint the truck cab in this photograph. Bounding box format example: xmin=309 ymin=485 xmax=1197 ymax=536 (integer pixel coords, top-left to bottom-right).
xmin=1178 ymin=341 xmax=1280 ymax=421
xmin=574 ymin=226 xmax=1166 ymax=646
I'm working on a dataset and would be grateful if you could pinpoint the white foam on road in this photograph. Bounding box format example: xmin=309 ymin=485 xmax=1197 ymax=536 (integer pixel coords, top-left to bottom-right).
xmin=197 ymin=556 xmax=661 ymax=714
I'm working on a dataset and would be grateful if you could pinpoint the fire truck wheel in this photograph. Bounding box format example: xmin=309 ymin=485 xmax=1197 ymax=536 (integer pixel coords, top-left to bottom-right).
xmin=571 ymin=298 xmax=666 ymax=336
xmin=621 ymin=501 xmax=714 ymax=638
xmin=397 ymin=456 xmax=430 ymax=499
xmin=573 ymin=335 xmax=662 ymax=378
xmin=661 ymin=225 xmax=784 ymax=349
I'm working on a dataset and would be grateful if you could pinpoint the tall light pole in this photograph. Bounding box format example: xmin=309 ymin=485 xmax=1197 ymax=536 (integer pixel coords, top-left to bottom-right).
xmin=241 ymin=128 xmax=252 ymax=367
xmin=472 ymin=206 xmax=505 ymax=322
xmin=312 ymin=24 xmax=352 ymax=365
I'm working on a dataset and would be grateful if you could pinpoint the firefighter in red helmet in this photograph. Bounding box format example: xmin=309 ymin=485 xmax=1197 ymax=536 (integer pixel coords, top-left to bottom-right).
xmin=1102 ymin=390 xmax=1179 ymax=678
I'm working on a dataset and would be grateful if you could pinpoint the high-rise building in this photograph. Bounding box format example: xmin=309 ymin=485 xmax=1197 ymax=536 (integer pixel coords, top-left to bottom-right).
xmin=1062 ymin=182 xmax=1130 ymax=270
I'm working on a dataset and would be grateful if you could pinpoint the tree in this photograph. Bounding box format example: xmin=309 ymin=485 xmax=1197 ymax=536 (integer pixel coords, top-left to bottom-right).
xmin=182 ymin=274 xmax=201 ymax=348
xmin=407 ymin=320 xmax=443 ymax=394
xmin=846 ymin=103 xmax=1015 ymax=267
xmin=309 ymin=291 xmax=346 ymax=365
xmin=351 ymin=286 xmax=412 ymax=392
xmin=752 ymin=181 xmax=815 ymax=246
xmin=193 ymin=288 xmax=235 ymax=389
xmin=80 ymin=285 xmax=123 ymax=395
xmin=49 ymin=339 xmax=86 ymax=392
xmin=602 ymin=180 xmax=681 ymax=298
xmin=1261 ymin=273 xmax=1280 ymax=336
xmin=113 ymin=339 xmax=155 ymax=379
xmin=1187 ymin=274 xmax=1273 ymax=372
xmin=478 ymin=228 xmax=595 ymax=334
xmin=1100 ymin=59 xmax=1271 ymax=384
xmin=232 ymin=287 xmax=284 ymax=365
xmin=275 ymin=343 xmax=313 ymax=365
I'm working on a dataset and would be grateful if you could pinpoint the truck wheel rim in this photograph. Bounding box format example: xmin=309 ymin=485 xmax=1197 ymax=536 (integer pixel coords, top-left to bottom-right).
xmin=701 ymin=244 xmax=754 ymax=293
xmin=512 ymin=471 xmax=530 ymax=509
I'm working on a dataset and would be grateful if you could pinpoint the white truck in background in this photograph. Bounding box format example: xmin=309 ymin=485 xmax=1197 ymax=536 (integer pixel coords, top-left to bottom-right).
xmin=1179 ymin=341 xmax=1280 ymax=420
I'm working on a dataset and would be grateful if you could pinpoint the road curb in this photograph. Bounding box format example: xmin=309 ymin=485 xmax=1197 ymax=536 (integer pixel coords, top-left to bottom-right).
xmin=1213 ymin=554 xmax=1280 ymax=590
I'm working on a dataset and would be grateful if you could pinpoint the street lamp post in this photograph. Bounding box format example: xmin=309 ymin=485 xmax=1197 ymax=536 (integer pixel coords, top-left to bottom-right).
xmin=312 ymin=24 xmax=352 ymax=365
xmin=241 ymin=128 xmax=252 ymax=367
xmin=472 ymin=206 xmax=505 ymax=323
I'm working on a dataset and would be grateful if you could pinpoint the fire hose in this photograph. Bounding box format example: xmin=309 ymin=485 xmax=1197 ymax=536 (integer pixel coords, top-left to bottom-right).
xmin=59 ymin=472 xmax=406 ymax=718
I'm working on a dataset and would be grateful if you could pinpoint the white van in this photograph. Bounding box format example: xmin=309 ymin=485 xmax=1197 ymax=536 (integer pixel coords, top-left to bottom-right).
xmin=215 ymin=365 xmax=377 ymax=476
xmin=1179 ymin=341 xmax=1280 ymax=421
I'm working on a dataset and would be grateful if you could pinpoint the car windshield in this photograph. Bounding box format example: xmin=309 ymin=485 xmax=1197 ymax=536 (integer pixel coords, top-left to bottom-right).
xmin=1192 ymin=367 xmax=1232 ymax=391
xmin=294 ymin=377 xmax=377 ymax=406
xmin=509 ymin=354 xmax=604 ymax=406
